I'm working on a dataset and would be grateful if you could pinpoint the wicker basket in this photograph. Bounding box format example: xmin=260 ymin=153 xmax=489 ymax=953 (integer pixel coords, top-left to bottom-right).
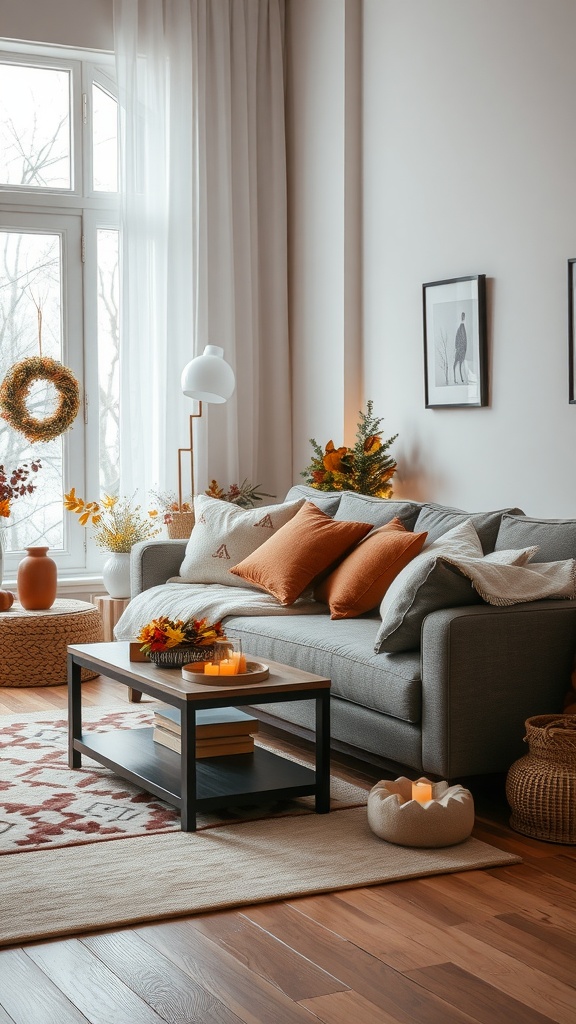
xmin=166 ymin=511 xmax=195 ymax=540
xmin=506 ymin=714 xmax=576 ymax=844
xmin=148 ymin=644 xmax=214 ymax=669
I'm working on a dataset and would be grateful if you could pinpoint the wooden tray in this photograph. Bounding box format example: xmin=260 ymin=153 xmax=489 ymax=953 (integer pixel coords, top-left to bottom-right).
xmin=181 ymin=660 xmax=269 ymax=685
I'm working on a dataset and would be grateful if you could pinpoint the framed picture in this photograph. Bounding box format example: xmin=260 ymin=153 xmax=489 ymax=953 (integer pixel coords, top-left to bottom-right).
xmin=569 ymin=259 xmax=576 ymax=404
xmin=423 ymin=275 xmax=487 ymax=408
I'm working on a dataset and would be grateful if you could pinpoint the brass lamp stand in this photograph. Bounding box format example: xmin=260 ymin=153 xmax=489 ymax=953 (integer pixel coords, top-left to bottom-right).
xmin=177 ymin=404 xmax=202 ymax=508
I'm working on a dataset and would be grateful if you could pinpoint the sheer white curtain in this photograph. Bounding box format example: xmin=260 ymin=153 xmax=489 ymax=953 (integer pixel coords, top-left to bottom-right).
xmin=114 ymin=0 xmax=291 ymax=504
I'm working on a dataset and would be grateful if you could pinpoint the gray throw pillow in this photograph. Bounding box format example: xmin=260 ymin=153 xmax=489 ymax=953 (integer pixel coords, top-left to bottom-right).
xmin=495 ymin=514 xmax=576 ymax=562
xmin=284 ymin=484 xmax=341 ymax=517
xmin=334 ymin=490 xmax=422 ymax=531
xmin=414 ymin=502 xmax=525 ymax=554
xmin=375 ymin=519 xmax=484 ymax=654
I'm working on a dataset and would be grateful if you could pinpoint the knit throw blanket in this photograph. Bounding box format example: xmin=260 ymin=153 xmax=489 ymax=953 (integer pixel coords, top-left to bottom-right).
xmin=439 ymin=554 xmax=576 ymax=606
xmin=113 ymin=582 xmax=326 ymax=641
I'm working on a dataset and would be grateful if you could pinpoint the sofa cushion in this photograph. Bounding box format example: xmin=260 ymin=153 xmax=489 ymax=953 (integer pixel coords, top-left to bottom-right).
xmin=230 ymin=501 xmax=372 ymax=605
xmin=495 ymin=514 xmax=576 ymax=561
xmin=284 ymin=484 xmax=342 ymax=517
xmin=375 ymin=519 xmax=484 ymax=653
xmin=224 ymin=613 xmax=423 ymax=723
xmin=334 ymin=490 xmax=422 ymax=531
xmin=174 ymin=494 xmax=304 ymax=587
xmin=314 ymin=519 xmax=428 ymax=618
xmin=414 ymin=502 xmax=525 ymax=554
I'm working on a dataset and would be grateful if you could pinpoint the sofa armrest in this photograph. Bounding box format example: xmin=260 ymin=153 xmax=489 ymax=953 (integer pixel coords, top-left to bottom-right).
xmin=420 ymin=600 xmax=576 ymax=778
xmin=130 ymin=539 xmax=187 ymax=596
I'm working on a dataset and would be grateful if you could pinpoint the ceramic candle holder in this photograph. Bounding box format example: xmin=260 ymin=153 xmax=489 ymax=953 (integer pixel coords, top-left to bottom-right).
xmin=367 ymin=775 xmax=475 ymax=848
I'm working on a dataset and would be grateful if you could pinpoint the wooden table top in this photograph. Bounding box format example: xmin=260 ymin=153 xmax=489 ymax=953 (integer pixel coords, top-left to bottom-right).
xmin=68 ymin=641 xmax=330 ymax=702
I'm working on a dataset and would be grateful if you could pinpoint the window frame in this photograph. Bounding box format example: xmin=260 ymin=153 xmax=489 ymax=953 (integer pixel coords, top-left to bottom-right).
xmin=0 ymin=40 xmax=119 ymax=577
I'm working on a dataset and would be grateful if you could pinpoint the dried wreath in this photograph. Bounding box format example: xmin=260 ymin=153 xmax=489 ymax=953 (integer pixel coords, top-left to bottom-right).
xmin=0 ymin=356 xmax=81 ymax=443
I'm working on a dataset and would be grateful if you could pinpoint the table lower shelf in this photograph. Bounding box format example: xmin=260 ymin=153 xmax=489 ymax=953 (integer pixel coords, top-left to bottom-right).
xmin=74 ymin=727 xmax=318 ymax=812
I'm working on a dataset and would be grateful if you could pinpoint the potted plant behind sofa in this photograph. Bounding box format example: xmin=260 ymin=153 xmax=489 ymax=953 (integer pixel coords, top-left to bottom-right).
xmin=301 ymin=401 xmax=398 ymax=498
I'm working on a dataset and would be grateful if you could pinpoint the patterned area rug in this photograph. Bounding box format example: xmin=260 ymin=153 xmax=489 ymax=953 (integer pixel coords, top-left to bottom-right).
xmin=0 ymin=708 xmax=521 ymax=947
xmin=0 ymin=707 xmax=365 ymax=853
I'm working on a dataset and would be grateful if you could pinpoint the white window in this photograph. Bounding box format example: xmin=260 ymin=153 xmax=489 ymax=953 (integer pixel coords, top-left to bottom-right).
xmin=0 ymin=44 xmax=120 ymax=576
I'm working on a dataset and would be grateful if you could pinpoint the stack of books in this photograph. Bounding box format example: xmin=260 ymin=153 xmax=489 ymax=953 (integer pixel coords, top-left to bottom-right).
xmin=152 ymin=705 xmax=258 ymax=758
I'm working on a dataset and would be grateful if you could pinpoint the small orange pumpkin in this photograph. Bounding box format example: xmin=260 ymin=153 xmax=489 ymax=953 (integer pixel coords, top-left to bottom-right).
xmin=0 ymin=590 xmax=15 ymax=611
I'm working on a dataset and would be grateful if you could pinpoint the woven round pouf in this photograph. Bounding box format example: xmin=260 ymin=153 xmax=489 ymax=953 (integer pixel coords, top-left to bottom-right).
xmin=506 ymin=714 xmax=576 ymax=844
xmin=0 ymin=599 xmax=104 ymax=686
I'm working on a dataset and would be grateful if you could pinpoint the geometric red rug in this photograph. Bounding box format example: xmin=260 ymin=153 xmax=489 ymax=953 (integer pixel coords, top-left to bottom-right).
xmin=0 ymin=707 xmax=366 ymax=854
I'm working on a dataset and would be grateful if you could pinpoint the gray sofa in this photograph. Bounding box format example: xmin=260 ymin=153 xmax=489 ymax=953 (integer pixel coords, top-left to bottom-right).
xmin=129 ymin=485 xmax=576 ymax=780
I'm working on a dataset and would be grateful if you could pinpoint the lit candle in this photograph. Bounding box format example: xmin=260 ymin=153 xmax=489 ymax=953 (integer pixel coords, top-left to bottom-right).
xmin=230 ymin=651 xmax=247 ymax=673
xmin=412 ymin=781 xmax=433 ymax=804
xmin=204 ymin=662 xmax=220 ymax=675
xmin=219 ymin=659 xmax=237 ymax=676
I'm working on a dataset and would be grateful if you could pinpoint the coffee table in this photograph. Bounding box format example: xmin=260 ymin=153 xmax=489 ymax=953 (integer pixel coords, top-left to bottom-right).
xmin=67 ymin=641 xmax=331 ymax=831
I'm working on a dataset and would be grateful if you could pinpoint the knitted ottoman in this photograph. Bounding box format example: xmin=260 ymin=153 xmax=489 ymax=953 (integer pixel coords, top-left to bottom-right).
xmin=0 ymin=599 xmax=104 ymax=686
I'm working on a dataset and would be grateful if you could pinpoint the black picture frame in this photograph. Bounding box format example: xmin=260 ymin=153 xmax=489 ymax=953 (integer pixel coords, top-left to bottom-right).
xmin=569 ymin=259 xmax=576 ymax=404
xmin=423 ymin=274 xmax=487 ymax=408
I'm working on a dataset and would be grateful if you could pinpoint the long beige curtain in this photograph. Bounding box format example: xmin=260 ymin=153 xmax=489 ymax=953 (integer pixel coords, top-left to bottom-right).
xmin=114 ymin=0 xmax=292 ymax=503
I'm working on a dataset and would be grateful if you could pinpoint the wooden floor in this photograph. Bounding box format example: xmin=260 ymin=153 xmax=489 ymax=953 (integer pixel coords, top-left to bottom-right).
xmin=1 ymin=679 xmax=575 ymax=1024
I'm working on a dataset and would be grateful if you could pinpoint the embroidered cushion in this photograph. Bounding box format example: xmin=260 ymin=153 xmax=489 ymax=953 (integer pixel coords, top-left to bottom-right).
xmin=171 ymin=494 xmax=304 ymax=587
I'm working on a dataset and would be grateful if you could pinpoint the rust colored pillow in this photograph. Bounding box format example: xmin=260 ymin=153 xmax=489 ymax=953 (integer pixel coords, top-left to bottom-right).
xmin=230 ymin=501 xmax=372 ymax=605
xmin=314 ymin=518 xmax=428 ymax=619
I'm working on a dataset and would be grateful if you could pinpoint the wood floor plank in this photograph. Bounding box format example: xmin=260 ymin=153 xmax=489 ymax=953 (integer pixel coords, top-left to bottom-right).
xmin=135 ymin=917 xmax=318 ymax=1024
xmin=292 ymin=889 xmax=576 ymax=1023
xmin=24 ymin=938 xmax=167 ymax=1024
xmin=243 ymin=902 xmax=479 ymax=1024
xmin=455 ymin=913 xmax=576 ymax=988
xmin=487 ymin=863 xmax=576 ymax=911
xmin=299 ymin=990 xmax=403 ymax=1023
xmin=0 ymin=1004 xmax=16 ymax=1024
xmin=0 ymin=948 xmax=89 ymax=1024
xmin=191 ymin=909 xmax=348 ymax=1001
xmin=82 ymin=930 xmax=243 ymax=1024
xmin=405 ymin=962 xmax=558 ymax=1024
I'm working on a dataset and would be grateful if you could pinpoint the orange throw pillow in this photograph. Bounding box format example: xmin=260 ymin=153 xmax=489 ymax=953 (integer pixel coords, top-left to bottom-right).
xmin=314 ymin=518 xmax=428 ymax=619
xmin=230 ymin=501 xmax=372 ymax=605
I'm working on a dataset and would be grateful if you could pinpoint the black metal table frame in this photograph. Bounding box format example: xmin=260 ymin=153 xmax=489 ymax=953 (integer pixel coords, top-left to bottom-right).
xmin=68 ymin=649 xmax=331 ymax=831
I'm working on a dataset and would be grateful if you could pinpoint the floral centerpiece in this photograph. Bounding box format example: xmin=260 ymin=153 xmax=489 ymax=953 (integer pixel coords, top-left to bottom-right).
xmin=300 ymin=401 xmax=398 ymax=499
xmin=63 ymin=489 xmax=161 ymax=551
xmin=137 ymin=615 xmax=227 ymax=668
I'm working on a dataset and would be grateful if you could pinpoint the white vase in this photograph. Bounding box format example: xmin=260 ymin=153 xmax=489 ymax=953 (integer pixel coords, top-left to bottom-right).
xmin=102 ymin=551 xmax=131 ymax=598
xmin=0 ymin=528 xmax=5 ymax=588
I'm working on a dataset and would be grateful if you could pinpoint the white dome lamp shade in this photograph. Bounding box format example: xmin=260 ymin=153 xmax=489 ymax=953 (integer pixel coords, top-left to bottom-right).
xmin=181 ymin=345 xmax=235 ymax=403
xmin=177 ymin=346 xmax=236 ymax=509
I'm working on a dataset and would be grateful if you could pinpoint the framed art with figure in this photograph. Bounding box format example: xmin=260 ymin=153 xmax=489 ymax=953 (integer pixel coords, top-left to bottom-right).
xmin=423 ymin=275 xmax=487 ymax=408
xmin=568 ymin=259 xmax=576 ymax=404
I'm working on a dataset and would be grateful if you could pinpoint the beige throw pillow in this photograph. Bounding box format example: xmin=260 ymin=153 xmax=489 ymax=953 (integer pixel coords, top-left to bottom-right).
xmin=171 ymin=494 xmax=304 ymax=587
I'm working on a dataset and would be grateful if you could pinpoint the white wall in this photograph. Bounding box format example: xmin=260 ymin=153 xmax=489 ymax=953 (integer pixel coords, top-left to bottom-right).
xmin=286 ymin=0 xmax=363 ymax=478
xmin=0 ymin=0 xmax=113 ymax=50
xmin=289 ymin=0 xmax=576 ymax=517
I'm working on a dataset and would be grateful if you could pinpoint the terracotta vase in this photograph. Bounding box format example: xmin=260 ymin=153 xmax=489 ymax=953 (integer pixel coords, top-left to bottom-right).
xmin=17 ymin=546 xmax=57 ymax=610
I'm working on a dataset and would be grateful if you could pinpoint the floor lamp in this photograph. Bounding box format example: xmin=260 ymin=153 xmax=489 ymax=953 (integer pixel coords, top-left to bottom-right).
xmin=178 ymin=345 xmax=236 ymax=508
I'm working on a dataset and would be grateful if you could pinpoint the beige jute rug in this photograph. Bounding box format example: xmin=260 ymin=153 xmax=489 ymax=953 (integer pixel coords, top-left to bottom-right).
xmin=1 ymin=804 xmax=520 ymax=947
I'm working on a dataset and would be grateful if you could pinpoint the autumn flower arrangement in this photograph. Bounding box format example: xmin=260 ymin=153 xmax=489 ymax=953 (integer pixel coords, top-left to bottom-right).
xmin=0 ymin=459 xmax=43 ymax=521
xmin=301 ymin=401 xmax=398 ymax=499
xmin=63 ymin=489 xmax=161 ymax=552
xmin=138 ymin=615 xmax=226 ymax=653
xmin=204 ymin=479 xmax=273 ymax=508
